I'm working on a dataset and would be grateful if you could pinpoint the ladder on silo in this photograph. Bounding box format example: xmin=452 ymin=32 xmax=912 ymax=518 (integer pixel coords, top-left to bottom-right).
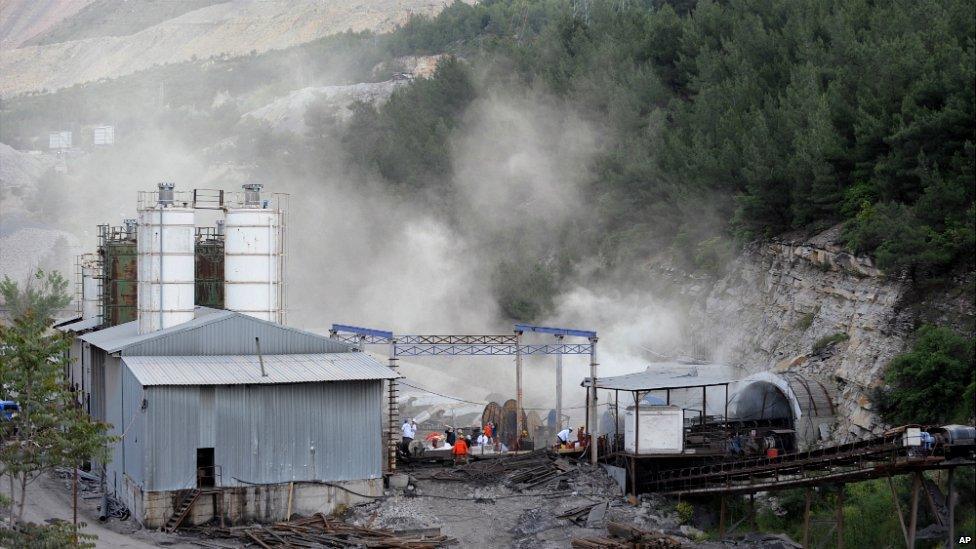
xmin=163 ymin=488 xmax=201 ymax=532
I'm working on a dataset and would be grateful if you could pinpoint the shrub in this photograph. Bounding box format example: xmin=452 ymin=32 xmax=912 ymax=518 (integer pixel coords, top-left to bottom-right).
xmin=875 ymin=325 xmax=975 ymax=425
xmin=675 ymin=501 xmax=694 ymax=525
xmin=812 ymin=333 xmax=849 ymax=354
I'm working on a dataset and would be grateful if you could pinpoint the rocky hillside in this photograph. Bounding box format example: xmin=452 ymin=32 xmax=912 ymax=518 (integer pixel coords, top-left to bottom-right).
xmin=0 ymin=0 xmax=460 ymax=97
xmin=0 ymin=0 xmax=91 ymax=49
xmin=674 ymin=226 xmax=975 ymax=441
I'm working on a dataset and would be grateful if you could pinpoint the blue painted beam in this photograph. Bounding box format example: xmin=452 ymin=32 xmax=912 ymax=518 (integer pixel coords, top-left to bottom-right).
xmin=514 ymin=323 xmax=597 ymax=339
xmin=330 ymin=323 xmax=394 ymax=340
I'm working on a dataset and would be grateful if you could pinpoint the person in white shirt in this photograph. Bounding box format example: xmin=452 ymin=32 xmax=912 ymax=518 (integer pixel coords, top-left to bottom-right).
xmin=555 ymin=428 xmax=572 ymax=447
xmin=401 ymin=419 xmax=415 ymax=456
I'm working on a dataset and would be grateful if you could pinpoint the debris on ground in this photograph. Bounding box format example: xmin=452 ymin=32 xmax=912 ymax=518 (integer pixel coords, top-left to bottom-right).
xmin=571 ymin=521 xmax=683 ymax=548
xmin=198 ymin=513 xmax=457 ymax=548
xmin=426 ymin=450 xmax=589 ymax=492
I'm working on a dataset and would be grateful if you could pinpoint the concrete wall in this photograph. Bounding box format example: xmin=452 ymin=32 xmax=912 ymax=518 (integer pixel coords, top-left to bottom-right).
xmin=139 ymin=479 xmax=383 ymax=528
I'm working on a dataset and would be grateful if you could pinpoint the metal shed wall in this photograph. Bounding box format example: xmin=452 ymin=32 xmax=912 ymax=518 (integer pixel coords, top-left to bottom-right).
xmin=119 ymin=315 xmax=352 ymax=356
xmin=143 ymin=381 xmax=383 ymax=492
xmin=105 ymin=364 xmax=147 ymax=496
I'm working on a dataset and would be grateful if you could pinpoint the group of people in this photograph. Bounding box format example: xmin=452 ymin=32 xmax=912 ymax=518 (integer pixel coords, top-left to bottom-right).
xmin=401 ymin=419 xmax=501 ymax=465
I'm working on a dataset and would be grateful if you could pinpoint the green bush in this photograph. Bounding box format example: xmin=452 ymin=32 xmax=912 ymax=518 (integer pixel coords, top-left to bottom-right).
xmin=876 ymin=325 xmax=975 ymax=425
xmin=812 ymin=333 xmax=849 ymax=354
xmin=0 ymin=521 xmax=96 ymax=549
xmin=675 ymin=500 xmax=694 ymax=525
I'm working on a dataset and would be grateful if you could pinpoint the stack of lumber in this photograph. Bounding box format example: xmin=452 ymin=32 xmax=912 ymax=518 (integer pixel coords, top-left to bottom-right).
xmin=199 ymin=513 xmax=457 ymax=548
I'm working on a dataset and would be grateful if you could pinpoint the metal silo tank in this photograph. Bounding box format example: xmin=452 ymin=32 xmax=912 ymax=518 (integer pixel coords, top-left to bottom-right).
xmin=137 ymin=183 xmax=196 ymax=334
xmin=194 ymin=226 xmax=225 ymax=309
xmin=223 ymin=184 xmax=284 ymax=322
xmin=80 ymin=253 xmax=102 ymax=322
xmin=99 ymin=221 xmax=138 ymax=327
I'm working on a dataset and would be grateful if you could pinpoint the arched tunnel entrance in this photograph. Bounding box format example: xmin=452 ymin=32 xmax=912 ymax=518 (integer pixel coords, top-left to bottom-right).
xmin=730 ymin=372 xmax=836 ymax=451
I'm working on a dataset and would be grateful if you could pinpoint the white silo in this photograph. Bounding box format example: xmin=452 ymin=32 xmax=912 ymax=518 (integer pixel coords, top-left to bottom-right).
xmin=80 ymin=253 xmax=102 ymax=322
xmin=137 ymin=182 xmax=196 ymax=334
xmin=223 ymin=183 xmax=284 ymax=322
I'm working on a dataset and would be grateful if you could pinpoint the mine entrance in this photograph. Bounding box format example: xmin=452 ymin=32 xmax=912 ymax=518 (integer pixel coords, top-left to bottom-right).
xmin=196 ymin=447 xmax=215 ymax=488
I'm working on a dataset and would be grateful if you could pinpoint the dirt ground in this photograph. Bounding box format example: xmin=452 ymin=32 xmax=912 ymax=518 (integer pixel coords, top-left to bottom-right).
xmin=3 ymin=472 xmax=196 ymax=548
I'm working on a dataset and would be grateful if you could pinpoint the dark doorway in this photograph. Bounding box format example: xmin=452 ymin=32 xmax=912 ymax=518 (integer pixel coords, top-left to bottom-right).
xmin=196 ymin=448 xmax=215 ymax=488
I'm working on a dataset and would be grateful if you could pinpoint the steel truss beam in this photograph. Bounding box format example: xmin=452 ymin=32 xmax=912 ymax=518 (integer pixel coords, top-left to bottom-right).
xmin=329 ymin=324 xmax=593 ymax=355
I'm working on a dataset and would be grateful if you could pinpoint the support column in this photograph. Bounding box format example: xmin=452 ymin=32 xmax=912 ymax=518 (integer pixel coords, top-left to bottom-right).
xmin=803 ymin=487 xmax=812 ymax=548
xmin=887 ymin=476 xmax=909 ymax=548
xmin=947 ymin=468 xmax=955 ymax=549
xmin=589 ymin=336 xmax=599 ymax=465
xmin=724 ymin=384 xmax=729 ymax=426
xmin=387 ymin=338 xmax=399 ymax=472
xmin=634 ymin=391 xmax=641 ymax=456
xmin=702 ymin=385 xmax=707 ymax=426
xmin=515 ymin=329 xmax=523 ymax=451
xmin=719 ymin=495 xmax=727 ymax=539
xmin=908 ymin=472 xmax=921 ymax=548
xmin=837 ymin=485 xmax=845 ymax=549
xmin=555 ymin=334 xmax=563 ymax=431
xmin=749 ymin=493 xmax=757 ymax=531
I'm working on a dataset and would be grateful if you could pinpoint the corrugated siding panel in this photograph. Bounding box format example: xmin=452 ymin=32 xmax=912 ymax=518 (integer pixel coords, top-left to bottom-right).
xmin=104 ymin=355 xmax=123 ymax=494
xmin=121 ymin=316 xmax=352 ymax=356
xmin=90 ymin=348 xmax=107 ymax=422
xmin=143 ymin=381 xmax=382 ymax=491
xmin=145 ymin=386 xmax=201 ymax=491
xmin=121 ymin=365 xmax=146 ymax=487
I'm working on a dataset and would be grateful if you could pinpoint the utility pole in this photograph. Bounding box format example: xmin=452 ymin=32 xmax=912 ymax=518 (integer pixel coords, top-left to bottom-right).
xmin=515 ymin=329 xmax=523 ymax=451
xmin=589 ymin=336 xmax=599 ymax=465
xmin=555 ymin=334 xmax=563 ymax=431
xmin=388 ymin=338 xmax=399 ymax=471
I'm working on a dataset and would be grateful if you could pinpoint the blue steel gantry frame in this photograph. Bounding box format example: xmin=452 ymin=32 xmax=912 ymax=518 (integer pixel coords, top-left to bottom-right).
xmin=328 ymin=323 xmax=600 ymax=468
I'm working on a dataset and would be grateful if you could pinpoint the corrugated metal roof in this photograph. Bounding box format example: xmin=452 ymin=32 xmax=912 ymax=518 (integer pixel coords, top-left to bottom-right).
xmin=122 ymin=353 xmax=398 ymax=386
xmin=56 ymin=316 xmax=103 ymax=333
xmin=79 ymin=307 xmax=354 ymax=356
xmin=582 ymin=363 xmax=735 ymax=391
xmin=80 ymin=307 xmax=229 ymax=352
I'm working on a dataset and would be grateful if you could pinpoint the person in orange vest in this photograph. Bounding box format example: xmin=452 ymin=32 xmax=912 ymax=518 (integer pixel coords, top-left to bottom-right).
xmin=452 ymin=431 xmax=469 ymax=465
xmin=483 ymin=422 xmax=494 ymax=443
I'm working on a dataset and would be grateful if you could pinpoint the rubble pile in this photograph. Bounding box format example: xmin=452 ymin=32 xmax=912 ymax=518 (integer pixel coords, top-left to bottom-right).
xmin=571 ymin=521 xmax=683 ymax=548
xmin=199 ymin=513 xmax=456 ymax=548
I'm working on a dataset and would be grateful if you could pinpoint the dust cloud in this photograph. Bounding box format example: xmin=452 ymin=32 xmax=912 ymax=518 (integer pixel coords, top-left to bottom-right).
xmin=1 ymin=54 xmax=703 ymax=416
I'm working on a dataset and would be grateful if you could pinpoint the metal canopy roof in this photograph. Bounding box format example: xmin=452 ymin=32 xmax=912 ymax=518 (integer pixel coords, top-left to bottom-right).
xmin=56 ymin=316 xmax=102 ymax=333
xmin=122 ymin=353 xmax=398 ymax=386
xmin=582 ymin=364 xmax=735 ymax=391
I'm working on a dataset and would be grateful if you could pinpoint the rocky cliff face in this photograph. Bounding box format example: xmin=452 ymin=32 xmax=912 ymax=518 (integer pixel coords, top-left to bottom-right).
xmin=667 ymin=226 xmax=973 ymax=441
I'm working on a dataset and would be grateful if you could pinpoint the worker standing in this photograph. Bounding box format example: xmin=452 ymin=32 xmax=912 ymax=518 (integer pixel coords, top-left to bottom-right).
xmin=401 ymin=418 xmax=415 ymax=456
xmin=453 ymin=433 xmax=469 ymax=465
xmin=484 ymin=422 xmax=494 ymax=443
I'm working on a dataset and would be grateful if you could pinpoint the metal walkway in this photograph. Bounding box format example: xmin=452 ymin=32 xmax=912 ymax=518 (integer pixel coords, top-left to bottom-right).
xmin=646 ymin=433 xmax=973 ymax=496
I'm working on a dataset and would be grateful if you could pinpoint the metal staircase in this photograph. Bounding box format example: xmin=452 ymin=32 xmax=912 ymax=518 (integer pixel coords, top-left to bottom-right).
xmin=163 ymin=489 xmax=201 ymax=532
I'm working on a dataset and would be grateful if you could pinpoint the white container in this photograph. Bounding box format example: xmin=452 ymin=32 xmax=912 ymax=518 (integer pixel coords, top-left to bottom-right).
xmin=224 ymin=207 xmax=282 ymax=322
xmin=137 ymin=205 xmax=195 ymax=333
xmin=624 ymin=405 xmax=683 ymax=454
xmin=80 ymin=255 xmax=101 ymax=322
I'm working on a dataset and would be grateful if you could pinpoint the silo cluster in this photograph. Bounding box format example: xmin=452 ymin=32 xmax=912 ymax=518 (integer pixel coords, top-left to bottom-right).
xmin=87 ymin=182 xmax=285 ymax=332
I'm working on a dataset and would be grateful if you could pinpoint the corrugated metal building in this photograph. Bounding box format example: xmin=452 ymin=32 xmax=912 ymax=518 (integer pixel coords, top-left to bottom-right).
xmin=73 ymin=307 xmax=397 ymax=527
